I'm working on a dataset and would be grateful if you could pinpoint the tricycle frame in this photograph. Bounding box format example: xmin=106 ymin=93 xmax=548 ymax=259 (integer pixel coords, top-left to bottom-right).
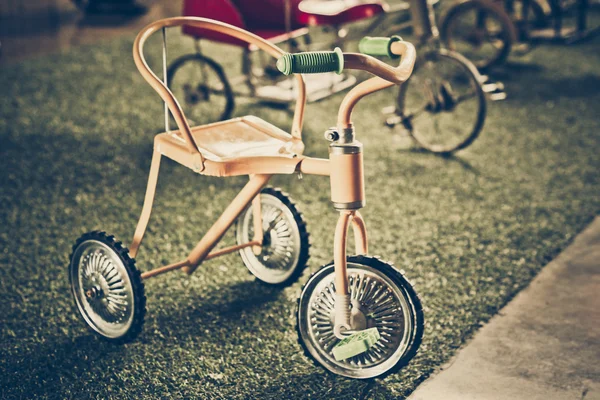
xmin=129 ymin=16 xmax=416 ymax=336
xmin=68 ymin=16 xmax=425 ymax=378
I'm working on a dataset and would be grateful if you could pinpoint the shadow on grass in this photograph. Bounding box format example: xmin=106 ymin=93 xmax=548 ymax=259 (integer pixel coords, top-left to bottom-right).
xmin=144 ymin=279 xmax=287 ymax=339
xmin=0 ymin=281 xmax=285 ymax=398
xmin=406 ymin=147 xmax=482 ymax=175
xmin=488 ymin=62 xmax=600 ymax=101
xmin=487 ymin=61 xmax=545 ymax=81
xmin=187 ymin=279 xmax=284 ymax=319
xmin=530 ymin=74 xmax=600 ymax=99
xmin=247 ymin=371 xmax=398 ymax=400
xmin=0 ymin=126 xmax=154 ymax=192
xmin=137 ymin=280 xmax=402 ymax=399
xmin=0 ymin=335 xmax=125 ymax=398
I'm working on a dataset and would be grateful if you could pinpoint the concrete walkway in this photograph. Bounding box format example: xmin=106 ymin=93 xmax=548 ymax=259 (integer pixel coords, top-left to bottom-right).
xmin=409 ymin=217 xmax=600 ymax=400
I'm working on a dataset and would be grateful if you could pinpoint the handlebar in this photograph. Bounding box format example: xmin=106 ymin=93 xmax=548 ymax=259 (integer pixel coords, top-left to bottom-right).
xmin=276 ymin=36 xmax=415 ymax=86
xmin=277 ymin=47 xmax=344 ymax=75
xmin=275 ymin=37 xmax=403 ymax=76
xmin=358 ymin=36 xmax=403 ymax=59
xmin=276 ymin=37 xmax=417 ymax=128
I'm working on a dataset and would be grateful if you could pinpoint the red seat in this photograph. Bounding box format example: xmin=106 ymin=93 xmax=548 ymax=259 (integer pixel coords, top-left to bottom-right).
xmin=182 ymin=0 xmax=307 ymax=47
xmin=231 ymin=0 xmax=306 ymax=31
xmin=297 ymin=0 xmax=387 ymax=26
xmin=182 ymin=0 xmax=248 ymax=46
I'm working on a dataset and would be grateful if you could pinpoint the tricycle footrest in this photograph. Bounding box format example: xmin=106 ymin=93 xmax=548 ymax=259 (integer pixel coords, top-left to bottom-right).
xmin=256 ymin=73 xmax=356 ymax=104
xmin=332 ymin=327 xmax=381 ymax=361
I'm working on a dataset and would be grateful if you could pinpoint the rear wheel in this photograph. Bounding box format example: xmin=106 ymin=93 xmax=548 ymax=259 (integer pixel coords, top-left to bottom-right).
xmin=69 ymin=231 xmax=146 ymax=343
xmin=235 ymin=187 xmax=310 ymax=286
xmin=297 ymin=255 xmax=423 ymax=379
xmin=167 ymin=53 xmax=234 ymax=125
xmin=505 ymin=0 xmax=549 ymax=40
xmin=441 ymin=0 xmax=515 ymax=71
xmin=395 ymin=49 xmax=487 ymax=154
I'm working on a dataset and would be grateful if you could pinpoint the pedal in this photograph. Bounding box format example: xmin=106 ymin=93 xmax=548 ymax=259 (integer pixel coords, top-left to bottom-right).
xmin=479 ymin=76 xmax=507 ymax=101
xmin=488 ymin=90 xmax=507 ymax=101
xmin=385 ymin=115 xmax=402 ymax=127
xmin=332 ymin=328 xmax=381 ymax=361
xmin=512 ymin=42 xmax=532 ymax=56
xmin=381 ymin=105 xmax=397 ymax=115
xmin=482 ymin=80 xmax=505 ymax=92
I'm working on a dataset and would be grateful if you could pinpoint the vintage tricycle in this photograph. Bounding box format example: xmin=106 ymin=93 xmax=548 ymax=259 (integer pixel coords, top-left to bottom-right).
xmin=439 ymin=0 xmax=600 ymax=71
xmin=68 ymin=17 xmax=424 ymax=379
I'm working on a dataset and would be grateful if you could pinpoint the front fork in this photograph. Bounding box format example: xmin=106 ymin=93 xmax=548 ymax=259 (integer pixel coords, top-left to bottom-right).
xmin=327 ymin=125 xmax=369 ymax=338
xmin=333 ymin=210 xmax=368 ymax=338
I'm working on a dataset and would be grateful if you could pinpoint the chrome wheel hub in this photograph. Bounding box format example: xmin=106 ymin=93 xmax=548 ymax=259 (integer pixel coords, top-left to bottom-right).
xmin=299 ymin=263 xmax=415 ymax=378
xmin=256 ymin=210 xmax=294 ymax=267
xmin=237 ymin=194 xmax=301 ymax=284
xmin=70 ymin=240 xmax=135 ymax=338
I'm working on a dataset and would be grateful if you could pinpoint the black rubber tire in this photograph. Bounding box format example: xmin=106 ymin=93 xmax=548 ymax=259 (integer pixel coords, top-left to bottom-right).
xmin=396 ymin=48 xmax=487 ymax=154
xmin=167 ymin=53 xmax=235 ymax=124
xmin=505 ymin=0 xmax=549 ymax=40
xmin=296 ymin=255 xmax=424 ymax=379
xmin=69 ymin=231 xmax=146 ymax=344
xmin=440 ymin=0 xmax=515 ymax=71
xmin=235 ymin=187 xmax=310 ymax=287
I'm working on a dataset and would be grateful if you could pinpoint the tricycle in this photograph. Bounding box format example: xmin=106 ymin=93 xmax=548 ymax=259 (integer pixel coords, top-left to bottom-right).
xmin=170 ymin=0 xmax=491 ymax=154
xmin=68 ymin=17 xmax=424 ymax=379
xmin=439 ymin=0 xmax=600 ymax=71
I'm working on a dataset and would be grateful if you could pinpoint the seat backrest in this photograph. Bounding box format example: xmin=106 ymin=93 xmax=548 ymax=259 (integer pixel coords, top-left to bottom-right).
xmin=133 ymin=17 xmax=307 ymax=169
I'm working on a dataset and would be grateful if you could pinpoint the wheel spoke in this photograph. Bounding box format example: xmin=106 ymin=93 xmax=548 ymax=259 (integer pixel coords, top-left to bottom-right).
xmin=397 ymin=51 xmax=485 ymax=153
xmin=168 ymin=55 xmax=233 ymax=124
xmin=70 ymin=235 xmax=141 ymax=340
xmin=298 ymin=259 xmax=421 ymax=379
xmin=235 ymin=190 xmax=307 ymax=285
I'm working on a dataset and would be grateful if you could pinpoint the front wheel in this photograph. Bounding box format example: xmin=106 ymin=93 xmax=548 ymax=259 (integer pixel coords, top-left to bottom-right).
xmin=395 ymin=49 xmax=487 ymax=154
xmin=167 ymin=53 xmax=235 ymax=125
xmin=297 ymin=255 xmax=424 ymax=379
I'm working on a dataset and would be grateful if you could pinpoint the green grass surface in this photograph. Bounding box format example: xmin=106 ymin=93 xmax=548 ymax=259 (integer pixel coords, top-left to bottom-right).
xmin=1 ymin=27 xmax=599 ymax=399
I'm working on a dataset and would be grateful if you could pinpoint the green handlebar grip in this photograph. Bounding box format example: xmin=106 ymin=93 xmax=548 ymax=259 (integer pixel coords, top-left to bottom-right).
xmin=358 ymin=36 xmax=403 ymax=59
xmin=277 ymin=47 xmax=344 ymax=76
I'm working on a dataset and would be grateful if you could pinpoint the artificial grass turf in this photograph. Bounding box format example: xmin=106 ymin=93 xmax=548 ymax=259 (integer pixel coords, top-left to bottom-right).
xmin=0 ymin=28 xmax=599 ymax=399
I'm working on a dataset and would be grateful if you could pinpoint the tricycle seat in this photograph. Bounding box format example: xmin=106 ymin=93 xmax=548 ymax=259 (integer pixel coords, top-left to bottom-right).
xmin=154 ymin=116 xmax=305 ymax=177
xmin=182 ymin=0 xmax=308 ymax=47
xmin=297 ymin=0 xmax=387 ymax=26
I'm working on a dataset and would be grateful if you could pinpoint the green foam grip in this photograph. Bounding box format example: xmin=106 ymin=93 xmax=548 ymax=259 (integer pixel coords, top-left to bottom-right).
xmin=358 ymin=36 xmax=403 ymax=59
xmin=276 ymin=47 xmax=344 ymax=76
xmin=332 ymin=328 xmax=381 ymax=361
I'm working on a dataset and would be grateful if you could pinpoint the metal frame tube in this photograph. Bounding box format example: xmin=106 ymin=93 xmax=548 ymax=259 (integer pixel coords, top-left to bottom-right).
xmin=409 ymin=0 xmax=439 ymax=41
xmin=130 ymin=150 xmax=162 ymax=258
xmin=140 ymin=240 xmax=260 ymax=280
xmin=351 ymin=211 xmax=368 ymax=255
xmin=332 ymin=210 xmax=369 ymax=337
xmin=183 ymin=174 xmax=272 ymax=274
xmin=251 ymin=194 xmax=264 ymax=254
xmin=334 ymin=211 xmax=353 ymax=296
xmin=162 ymin=27 xmax=169 ymax=133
